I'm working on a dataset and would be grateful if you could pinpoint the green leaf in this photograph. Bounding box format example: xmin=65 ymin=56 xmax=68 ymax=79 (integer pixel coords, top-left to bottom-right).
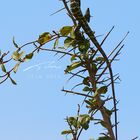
xmin=70 ymin=27 xmax=75 ymax=38
xmin=83 ymin=77 xmax=90 ymax=86
xmin=12 ymin=51 xmax=19 ymax=60
xmin=13 ymin=63 xmax=20 ymax=73
xmin=83 ymin=86 xmax=91 ymax=92
xmin=13 ymin=37 xmax=19 ymax=48
xmin=64 ymin=37 xmax=74 ymax=47
xmin=68 ymin=117 xmax=77 ymax=128
xmin=85 ymin=100 xmax=93 ymax=106
xmin=97 ymin=86 xmax=108 ymax=94
xmin=68 ymin=117 xmax=75 ymax=122
xmin=78 ymin=39 xmax=90 ymax=53
xmin=94 ymin=86 xmax=108 ymax=97
xmin=96 ymin=57 xmax=105 ymax=62
xmin=71 ymin=54 xmax=77 ymax=62
xmin=79 ymin=114 xmax=91 ymax=130
xmin=61 ymin=130 xmax=73 ymax=135
xmin=1 ymin=64 xmax=6 ymax=73
xmin=81 ymin=123 xmax=89 ymax=130
xmin=9 ymin=77 xmax=17 ymax=85
xmin=65 ymin=61 xmax=81 ymax=73
xmin=53 ymin=38 xmax=59 ymax=49
xmin=38 ymin=32 xmax=52 ymax=45
xmin=25 ymin=53 xmax=34 ymax=60
xmin=78 ymin=44 xmax=86 ymax=52
xmin=60 ymin=26 xmax=72 ymax=36
xmin=12 ymin=51 xmax=24 ymax=61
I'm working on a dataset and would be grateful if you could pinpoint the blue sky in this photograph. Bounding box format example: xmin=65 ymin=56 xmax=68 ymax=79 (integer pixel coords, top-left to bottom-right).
xmin=0 ymin=0 xmax=140 ymax=140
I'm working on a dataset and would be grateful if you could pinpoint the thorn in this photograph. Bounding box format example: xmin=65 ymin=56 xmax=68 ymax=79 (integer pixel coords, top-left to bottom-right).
xmin=50 ymin=7 xmax=65 ymax=16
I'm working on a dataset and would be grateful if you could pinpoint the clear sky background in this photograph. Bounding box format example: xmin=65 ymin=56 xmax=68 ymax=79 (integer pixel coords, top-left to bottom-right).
xmin=0 ymin=0 xmax=139 ymax=140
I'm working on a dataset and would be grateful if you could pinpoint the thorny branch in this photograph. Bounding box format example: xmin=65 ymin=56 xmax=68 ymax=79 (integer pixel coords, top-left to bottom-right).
xmin=0 ymin=0 xmax=131 ymax=140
